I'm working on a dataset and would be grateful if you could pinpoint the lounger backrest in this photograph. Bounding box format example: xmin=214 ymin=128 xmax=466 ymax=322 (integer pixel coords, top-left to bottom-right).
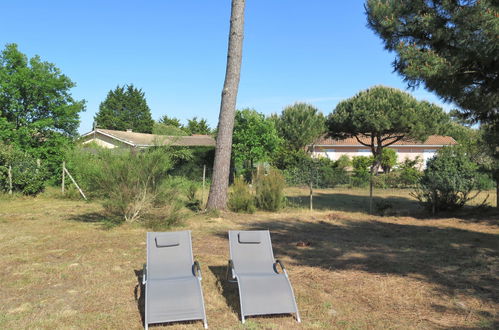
xmin=229 ymin=230 xmax=275 ymax=275
xmin=147 ymin=231 xmax=194 ymax=280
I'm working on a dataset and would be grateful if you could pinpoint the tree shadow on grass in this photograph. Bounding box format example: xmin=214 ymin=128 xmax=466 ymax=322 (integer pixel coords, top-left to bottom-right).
xmin=288 ymin=192 xmax=420 ymax=214
xmin=216 ymin=216 xmax=499 ymax=306
xmin=289 ymin=191 xmax=499 ymax=223
xmin=133 ymin=269 xmax=145 ymax=326
xmin=208 ymin=265 xmax=241 ymax=319
xmin=66 ymin=212 xmax=120 ymax=229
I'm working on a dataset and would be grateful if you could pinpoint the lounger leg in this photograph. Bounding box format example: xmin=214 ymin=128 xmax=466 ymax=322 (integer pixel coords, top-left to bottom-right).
xmin=241 ymin=314 xmax=245 ymax=323
xmin=296 ymin=311 xmax=301 ymax=323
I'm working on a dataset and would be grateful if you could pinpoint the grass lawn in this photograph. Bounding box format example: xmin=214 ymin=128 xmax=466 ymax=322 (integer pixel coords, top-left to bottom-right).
xmin=0 ymin=188 xmax=498 ymax=329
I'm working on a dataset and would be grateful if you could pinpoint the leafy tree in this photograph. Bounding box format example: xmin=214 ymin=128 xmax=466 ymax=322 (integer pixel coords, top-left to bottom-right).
xmin=185 ymin=117 xmax=212 ymax=135
xmin=232 ymin=109 xmax=283 ymax=177
xmin=94 ymin=84 xmax=154 ymax=133
xmin=327 ymin=86 xmax=449 ymax=212
xmin=272 ymin=103 xmax=326 ymax=150
xmin=0 ymin=43 xmax=85 ymax=179
xmin=207 ymin=0 xmax=245 ymax=210
xmin=380 ymin=148 xmax=397 ymax=173
xmin=366 ymin=0 xmax=499 ymax=206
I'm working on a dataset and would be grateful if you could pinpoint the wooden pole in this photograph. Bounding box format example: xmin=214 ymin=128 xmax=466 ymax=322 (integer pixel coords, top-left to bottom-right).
xmin=309 ymin=179 xmax=313 ymax=211
xmin=62 ymin=161 xmax=66 ymax=195
xmin=8 ymin=165 xmax=12 ymax=195
xmin=64 ymin=167 xmax=86 ymax=200
xmin=202 ymin=164 xmax=206 ymax=206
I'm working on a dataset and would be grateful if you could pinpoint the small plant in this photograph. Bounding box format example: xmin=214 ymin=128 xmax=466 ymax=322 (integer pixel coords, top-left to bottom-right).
xmin=228 ymin=177 xmax=255 ymax=213
xmin=185 ymin=182 xmax=202 ymax=211
xmin=255 ymin=168 xmax=286 ymax=211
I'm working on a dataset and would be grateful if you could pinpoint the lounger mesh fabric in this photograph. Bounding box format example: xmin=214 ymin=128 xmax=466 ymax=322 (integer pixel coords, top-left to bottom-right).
xmin=145 ymin=231 xmax=207 ymax=328
xmin=229 ymin=230 xmax=300 ymax=321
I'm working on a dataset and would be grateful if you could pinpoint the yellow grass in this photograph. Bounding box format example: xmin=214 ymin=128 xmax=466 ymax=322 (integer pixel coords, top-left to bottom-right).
xmin=0 ymin=188 xmax=498 ymax=329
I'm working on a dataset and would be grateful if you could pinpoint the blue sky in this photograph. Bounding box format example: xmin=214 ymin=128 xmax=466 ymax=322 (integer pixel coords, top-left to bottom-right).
xmin=0 ymin=1 xmax=451 ymax=134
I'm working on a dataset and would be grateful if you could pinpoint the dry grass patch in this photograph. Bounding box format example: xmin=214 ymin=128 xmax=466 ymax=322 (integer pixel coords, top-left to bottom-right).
xmin=0 ymin=189 xmax=498 ymax=329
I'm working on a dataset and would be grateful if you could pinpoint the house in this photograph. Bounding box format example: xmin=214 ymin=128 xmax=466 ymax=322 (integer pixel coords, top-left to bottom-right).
xmin=309 ymin=135 xmax=457 ymax=168
xmin=80 ymin=129 xmax=216 ymax=149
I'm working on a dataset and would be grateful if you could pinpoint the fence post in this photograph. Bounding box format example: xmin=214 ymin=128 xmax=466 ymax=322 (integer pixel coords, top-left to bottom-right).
xmin=8 ymin=165 xmax=12 ymax=195
xmin=309 ymin=179 xmax=313 ymax=211
xmin=202 ymin=164 xmax=206 ymax=207
xmin=64 ymin=166 xmax=86 ymax=200
xmin=62 ymin=161 xmax=66 ymax=195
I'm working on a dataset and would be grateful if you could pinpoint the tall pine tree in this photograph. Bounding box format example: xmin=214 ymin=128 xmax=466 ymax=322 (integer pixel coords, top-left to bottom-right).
xmin=94 ymin=84 xmax=154 ymax=133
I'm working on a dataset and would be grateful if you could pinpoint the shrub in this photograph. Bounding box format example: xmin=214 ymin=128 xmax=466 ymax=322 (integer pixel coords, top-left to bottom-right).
xmin=0 ymin=143 xmax=45 ymax=195
xmin=397 ymin=157 xmax=422 ymax=188
xmin=372 ymin=172 xmax=400 ymax=189
xmin=255 ymin=168 xmax=286 ymax=211
xmin=185 ymin=182 xmax=202 ymax=211
xmin=335 ymin=155 xmax=351 ymax=170
xmin=351 ymin=156 xmax=372 ymax=187
xmin=228 ymin=177 xmax=256 ymax=213
xmin=380 ymin=148 xmax=397 ymax=173
xmin=413 ymin=146 xmax=484 ymax=212
xmin=90 ymin=148 xmax=173 ymax=222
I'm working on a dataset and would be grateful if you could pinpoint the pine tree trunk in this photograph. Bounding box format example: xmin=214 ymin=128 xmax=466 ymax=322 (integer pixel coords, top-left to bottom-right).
xmin=207 ymin=0 xmax=246 ymax=210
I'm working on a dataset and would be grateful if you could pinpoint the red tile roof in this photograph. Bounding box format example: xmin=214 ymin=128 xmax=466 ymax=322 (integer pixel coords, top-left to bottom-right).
xmin=312 ymin=134 xmax=457 ymax=146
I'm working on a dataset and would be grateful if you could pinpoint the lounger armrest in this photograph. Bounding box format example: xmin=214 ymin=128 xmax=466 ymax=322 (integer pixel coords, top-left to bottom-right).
xmin=193 ymin=261 xmax=202 ymax=280
xmin=226 ymin=259 xmax=237 ymax=282
xmin=274 ymin=259 xmax=288 ymax=276
xmin=142 ymin=263 xmax=147 ymax=285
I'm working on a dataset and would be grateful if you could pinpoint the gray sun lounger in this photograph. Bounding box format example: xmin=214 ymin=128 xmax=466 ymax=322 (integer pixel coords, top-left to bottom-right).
xmin=143 ymin=231 xmax=208 ymax=329
xmin=227 ymin=230 xmax=301 ymax=323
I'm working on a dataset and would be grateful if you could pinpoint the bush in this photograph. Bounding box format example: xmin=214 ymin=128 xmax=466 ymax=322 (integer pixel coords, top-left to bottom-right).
xmin=280 ymin=153 xmax=349 ymax=188
xmin=351 ymin=156 xmax=372 ymax=187
xmin=372 ymin=172 xmax=400 ymax=189
xmin=380 ymin=148 xmax=397 ymax=173
xmin=413 ymin=146 xmax=484 ymax=212
xmin=228 ymin=177 xmax=255 ymax=213
xmin=185 ymin=182 xmax=202 ymax=211
xmin=335 ymin=155 xmax=351 ymax=170
xmin=0 ymin=143 xmax=46 ymax=195
xmin=397 ymin=157 xmax=422 ymax=188
xmin=255 ymin=168 xmax=286 ymax=211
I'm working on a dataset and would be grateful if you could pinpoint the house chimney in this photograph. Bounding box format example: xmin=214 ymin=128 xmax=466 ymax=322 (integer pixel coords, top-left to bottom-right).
xmin=126 ymin=129 xmax=133 ymax=132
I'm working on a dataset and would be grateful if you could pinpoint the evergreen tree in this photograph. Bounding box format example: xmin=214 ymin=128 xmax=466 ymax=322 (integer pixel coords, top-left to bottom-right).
xmin=272 ymin=103 xmax=326 ymax=150
xmin=94 ymin=84 xmax=154 ymax=133
xmin=185 ymin=117 xmax=212 ymax=135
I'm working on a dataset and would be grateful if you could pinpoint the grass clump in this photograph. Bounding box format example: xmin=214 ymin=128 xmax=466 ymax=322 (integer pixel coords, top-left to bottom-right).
xmin=228 ymin=177 xmax=255 ymax=213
